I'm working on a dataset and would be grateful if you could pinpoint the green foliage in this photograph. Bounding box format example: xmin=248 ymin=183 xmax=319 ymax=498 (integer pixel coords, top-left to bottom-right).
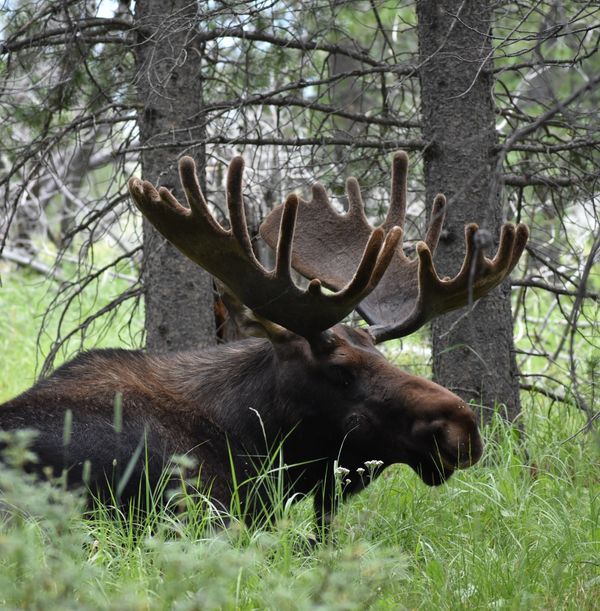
xmin=0 ymin=430 xmax=97 ymax=609
xmin=514 ymin=266 xmax=599 ymax=411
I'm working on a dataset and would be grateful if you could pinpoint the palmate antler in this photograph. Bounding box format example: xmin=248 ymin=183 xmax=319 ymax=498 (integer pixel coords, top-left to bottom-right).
xmin=260 ymin=152 xmax=529 ymax=343
xmin=128 ymin=157 xmax=401 ymax=338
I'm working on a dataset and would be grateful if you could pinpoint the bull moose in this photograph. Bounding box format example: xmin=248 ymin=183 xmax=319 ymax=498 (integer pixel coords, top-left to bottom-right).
xmin=0 ymin=152 xmax=528 ymax=530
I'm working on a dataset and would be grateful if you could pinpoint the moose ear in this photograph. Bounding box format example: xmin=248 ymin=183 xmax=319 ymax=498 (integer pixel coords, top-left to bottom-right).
xmin=217 ymin=282 xmax=294 ymax=342
xmin=308 ymin=329 xmax=340 ymax=356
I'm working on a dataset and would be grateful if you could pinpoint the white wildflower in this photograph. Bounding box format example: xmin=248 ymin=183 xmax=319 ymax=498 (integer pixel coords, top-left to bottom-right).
xmin=334 ymin=466 xmax=350 ymax=478
xmin=364 ymin=459 xmax=384 ymax=477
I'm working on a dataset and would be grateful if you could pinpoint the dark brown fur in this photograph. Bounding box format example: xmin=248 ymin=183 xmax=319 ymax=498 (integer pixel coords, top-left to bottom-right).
xmin=0 ymin=326 xmax=483 ymax=526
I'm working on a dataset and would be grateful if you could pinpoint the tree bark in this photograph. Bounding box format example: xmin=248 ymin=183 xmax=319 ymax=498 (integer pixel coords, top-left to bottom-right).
xmin=133 ymin=0 xmax=216 ymax=352
xmin=416 ymin=0 xmax=521 ymax=421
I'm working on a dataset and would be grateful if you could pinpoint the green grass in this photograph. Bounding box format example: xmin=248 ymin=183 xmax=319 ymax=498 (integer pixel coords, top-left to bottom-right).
xmin=0 ymin=264 xmax=142 ymax=399
xmin=1 ymin=266 xmax=599 ymax=609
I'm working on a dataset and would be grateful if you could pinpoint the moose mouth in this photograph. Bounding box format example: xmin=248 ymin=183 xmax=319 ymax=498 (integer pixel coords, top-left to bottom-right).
xmin=411 ymin=442 xmax=484 ymax=486
xmin=410 ymin=454 xmax=456 ymax=487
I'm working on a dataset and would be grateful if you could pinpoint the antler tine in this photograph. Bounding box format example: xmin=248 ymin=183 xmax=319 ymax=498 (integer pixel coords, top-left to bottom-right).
xmin=367 ymin=226 xmax=404 ymax=289
xmin=506 ymin=223 xmax=529 ymax=272
xmin=456 ymin=224 xmax=488 ymax=282
xmin=226 ymin=156 xmax=260 ymax=264
xmin=346 ymin=177 xmax=369 ymax=223
xmin=157 ymin=185 xmax=187 ymax=214
xmin=384 ymin=151 xmax=408 ymax=231
xmin=179 ymin=156 xmax=227 ymax=235
xmin=449 ymin=222 xmax=523 ymax=294
xmin=339 ymin=228 xmax=385 ymax=298
xmin=479 ymin=222 xmax=528 ymax=283
xmin=489 ymin=223 xmax=516 ymax=272
xmin=129 ymin=176 xmax=192 ymax=237
xmin=274 ymin=193 xmax=299 ymax=279
xmin=424 ymin=194 xmax=447 ymax=252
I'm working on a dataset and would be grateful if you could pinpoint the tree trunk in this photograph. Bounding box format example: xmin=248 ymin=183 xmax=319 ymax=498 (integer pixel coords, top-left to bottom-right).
xmin=416 ymin=0 xmax=521 ymax=421
xmin=133 ymin=0 xmax=216 ymax=352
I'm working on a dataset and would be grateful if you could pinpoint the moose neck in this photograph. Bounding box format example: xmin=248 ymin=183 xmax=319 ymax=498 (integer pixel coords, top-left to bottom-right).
xmin=160 ymin=338 xmax=287 ymax=451
xmin=160 ymin=337 xmax=340 ymax=463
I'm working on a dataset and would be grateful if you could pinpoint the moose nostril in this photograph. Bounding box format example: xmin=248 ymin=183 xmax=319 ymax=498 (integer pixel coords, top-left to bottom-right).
xmin=471 ymin=434 xmax=484 ymax=463
xmin=459 ymin=433 xmax=484 ymax=467
xmin=444 ymin=423 xmax=484 ymax=467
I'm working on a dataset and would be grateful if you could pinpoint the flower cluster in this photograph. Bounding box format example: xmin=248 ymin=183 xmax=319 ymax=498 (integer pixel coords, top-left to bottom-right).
xmin=334 ymin=465 xmax=350 ymax=479
xmin=364 ymin=460 xmax=384 ymax=470
xmin=363 ymin=459 xmax=384 ymax=479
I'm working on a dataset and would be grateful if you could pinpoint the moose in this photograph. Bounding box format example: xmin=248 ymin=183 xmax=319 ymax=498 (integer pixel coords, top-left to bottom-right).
xmin=0 ymin=152 xmax=528 ymax=530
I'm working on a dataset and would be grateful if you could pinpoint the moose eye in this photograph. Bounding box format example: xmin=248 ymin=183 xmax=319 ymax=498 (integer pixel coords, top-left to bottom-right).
xmin=329 ymin=365 xmax=355 ymax=388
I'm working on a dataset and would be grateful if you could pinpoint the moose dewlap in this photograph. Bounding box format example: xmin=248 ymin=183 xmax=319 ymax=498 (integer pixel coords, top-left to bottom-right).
xmin=0 ymin=152 xmax=527 ymax=529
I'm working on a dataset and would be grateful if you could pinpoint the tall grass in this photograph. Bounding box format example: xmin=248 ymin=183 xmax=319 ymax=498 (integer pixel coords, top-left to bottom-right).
xmin=1 ymin=268 xmax=598 ymax=609
xmin=0 ymin=265 xmax=142 ymax=400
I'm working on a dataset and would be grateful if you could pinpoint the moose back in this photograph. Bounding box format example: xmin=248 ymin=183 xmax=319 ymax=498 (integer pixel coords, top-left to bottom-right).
xmin=0 ymin=152 xmax=527 ymax=527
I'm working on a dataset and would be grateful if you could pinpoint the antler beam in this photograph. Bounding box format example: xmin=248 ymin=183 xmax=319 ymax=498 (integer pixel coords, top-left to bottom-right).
xmin=129 ymin=157 xmax=401 ymax=338
xmin=260 ymin=152 xmax=529 ymax=343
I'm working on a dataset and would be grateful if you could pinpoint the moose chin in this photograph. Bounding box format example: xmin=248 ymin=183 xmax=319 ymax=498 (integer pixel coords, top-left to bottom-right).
xmin=0 ymin=152 xmax=527 ymax=531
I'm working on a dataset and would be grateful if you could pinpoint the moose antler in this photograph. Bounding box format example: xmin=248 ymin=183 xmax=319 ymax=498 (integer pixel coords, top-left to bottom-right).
xmin=260 ymin=152 xmax=529 ymax=343
xmin=128 ymin=156 xmax=401 ymax=338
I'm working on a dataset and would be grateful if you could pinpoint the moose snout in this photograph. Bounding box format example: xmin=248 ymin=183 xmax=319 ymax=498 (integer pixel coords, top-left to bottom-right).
xmin=411 ymin=413 xmax=484 ymax=470
xmin=441 ymin=419 xmax=484 ymax=469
